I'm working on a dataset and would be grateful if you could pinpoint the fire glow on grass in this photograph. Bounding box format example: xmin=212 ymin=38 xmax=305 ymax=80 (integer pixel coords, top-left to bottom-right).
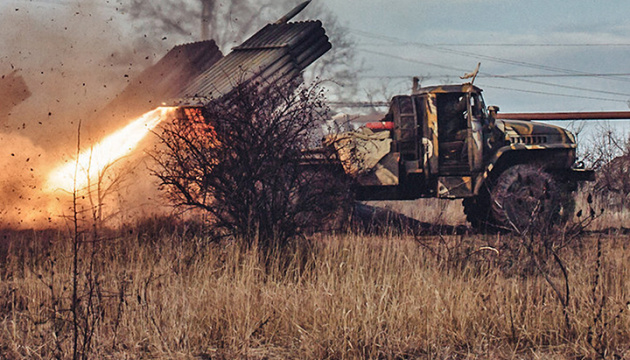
xmin=46 ymin=106 xmax=176 ymax=193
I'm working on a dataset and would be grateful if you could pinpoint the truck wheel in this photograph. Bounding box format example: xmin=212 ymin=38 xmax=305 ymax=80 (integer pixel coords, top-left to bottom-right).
xmin=490 ymin=164 xmax=566 ymax=233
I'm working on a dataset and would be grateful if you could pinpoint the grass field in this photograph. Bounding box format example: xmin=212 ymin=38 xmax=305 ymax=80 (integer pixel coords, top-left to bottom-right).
xmin=1 ymin=203 xmax=629 ymax=359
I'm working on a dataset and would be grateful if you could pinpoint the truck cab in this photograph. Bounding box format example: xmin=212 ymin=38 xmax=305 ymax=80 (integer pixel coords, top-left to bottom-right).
xmin=347 ymin=84 xmax=491 ymax=200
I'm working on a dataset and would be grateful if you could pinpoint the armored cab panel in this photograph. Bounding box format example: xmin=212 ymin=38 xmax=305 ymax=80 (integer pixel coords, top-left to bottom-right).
xmin=422 ymin=94 xmax=440 ymax=175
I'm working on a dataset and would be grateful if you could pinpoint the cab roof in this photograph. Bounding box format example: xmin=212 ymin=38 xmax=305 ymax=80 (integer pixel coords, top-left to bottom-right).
xmin=412 ymin=83 xmax=483 ymax=95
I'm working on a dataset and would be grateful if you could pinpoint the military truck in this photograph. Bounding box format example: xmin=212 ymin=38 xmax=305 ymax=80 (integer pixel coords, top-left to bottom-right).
xmin=327 ymin=82 xmax=595 ymax=231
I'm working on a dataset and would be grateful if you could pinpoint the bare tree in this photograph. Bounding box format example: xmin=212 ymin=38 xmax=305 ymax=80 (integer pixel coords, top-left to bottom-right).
xmin=152 ymin=81 xmax=350 ymax=249
xmin=301 ymin=3 xmax=362 ymax=101
xmin=127 ymin=0 xmax=273 ymax=49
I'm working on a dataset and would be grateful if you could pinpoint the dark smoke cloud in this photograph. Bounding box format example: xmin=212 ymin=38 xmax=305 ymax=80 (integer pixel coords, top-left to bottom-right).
xmin=0 ymin=2 xmax=171 ymax=146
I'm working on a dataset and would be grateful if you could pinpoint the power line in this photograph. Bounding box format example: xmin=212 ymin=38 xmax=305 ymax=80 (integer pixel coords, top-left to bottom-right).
xmin=487 ymin=73 xmax=630 ymax=79
xmin=329 ymin=82 xmax=629 ymax=108
xmin=350 ymin=28 xmax=630 ymax=84
xmin=365 ymin=73 xmax=630 ymax=79
xmin=357 ymin=42 xmax=630 ymax=48
xmin=330 ymin=88 xmax=628 ymax=108
xmin=359 ymin=49 xmax=469 ymax=74
xmin=476 ymin=84 xmax=628 ymax=104
xmin=359 ymin=49 xmax=630 ymax=99
xmin=493 ymin=76 xmax=630 ymax=97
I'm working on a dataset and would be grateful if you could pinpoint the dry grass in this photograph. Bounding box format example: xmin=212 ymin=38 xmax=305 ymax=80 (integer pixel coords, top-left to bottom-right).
xmin=368 ymin=199 xmax=467 ymax=227
xmin=1 ymin=220 xmax=630 ymax=359
xmin=573 ymin=190 xmax=630 ymax=231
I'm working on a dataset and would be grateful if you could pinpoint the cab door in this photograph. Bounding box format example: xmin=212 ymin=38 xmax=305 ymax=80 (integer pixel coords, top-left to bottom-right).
xmin=467 ymin=92 xmax=485 ymax=173
xmin=435 ymin=92 xmax=475 ymax=197
xmin=436 ymin=92 xmax=470 ymax=175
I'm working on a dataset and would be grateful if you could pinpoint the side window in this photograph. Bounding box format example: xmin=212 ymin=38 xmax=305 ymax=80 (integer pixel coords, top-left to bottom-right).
xmin=399 ymin=96 xmax=414 ymax=114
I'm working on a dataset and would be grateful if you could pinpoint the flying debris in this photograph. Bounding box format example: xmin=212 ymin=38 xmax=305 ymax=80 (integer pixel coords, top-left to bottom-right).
xmin=89 ymin=0 xmax=330 ymax=124
xmin=0 ymin=70 xmax=32 ymax=124
xmin=45 ymin=2 xmax=332 ymax=193
xmin=89 ymin=40 xmax=223 ymax=133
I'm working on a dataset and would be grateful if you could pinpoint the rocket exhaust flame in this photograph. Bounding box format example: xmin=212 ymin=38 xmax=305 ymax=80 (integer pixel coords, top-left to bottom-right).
xmin=46 ymin=107 xmax=176 ymax=193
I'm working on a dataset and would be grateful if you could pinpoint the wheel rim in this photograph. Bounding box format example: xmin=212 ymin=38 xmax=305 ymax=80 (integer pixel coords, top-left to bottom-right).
xmin=491 ymin=165 xmax=562 ymax=233
xmin=502 ymin=174 xmax=551 ymax=230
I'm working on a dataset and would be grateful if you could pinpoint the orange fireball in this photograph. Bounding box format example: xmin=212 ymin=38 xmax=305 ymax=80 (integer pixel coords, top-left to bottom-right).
xmin=46 ymin=107 xmax=176 ymax=193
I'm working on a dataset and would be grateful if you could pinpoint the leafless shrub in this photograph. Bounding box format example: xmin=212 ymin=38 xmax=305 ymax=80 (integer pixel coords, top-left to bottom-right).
xmin=417 ymin=181 xmax=604 ymax=341
xmin=583 ymin=123 xmax=630 ymax=211
xmin=152 ymin=81 xmax=351 ymax=250
xmin=489 ymin=190 xmax=604 ymax=341
xmin=26 ymin=124 xmax=130 ymax=360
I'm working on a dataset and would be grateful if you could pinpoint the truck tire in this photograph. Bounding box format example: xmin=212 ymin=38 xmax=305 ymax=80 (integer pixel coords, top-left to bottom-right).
xmin=489 ymin=164 xmax=566 ymax=233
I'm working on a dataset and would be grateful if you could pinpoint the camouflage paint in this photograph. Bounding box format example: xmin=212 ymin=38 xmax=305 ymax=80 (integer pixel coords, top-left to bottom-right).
xmin=437 ymin=176 xmax=473 ymax=198
xmin=503 ymin=120 xmax=574 ymax=144
xmin=426 ymin=94 xmax=440 ymax=174
xmin=472 ymin=143 xmax=576 ymax=195
xmin=328 ymin=82 xmax=592 ymax=201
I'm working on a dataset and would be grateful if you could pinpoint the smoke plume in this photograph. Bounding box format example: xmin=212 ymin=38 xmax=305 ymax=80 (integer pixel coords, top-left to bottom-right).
xmin=0 ymin=1 xmax=171 ymax=228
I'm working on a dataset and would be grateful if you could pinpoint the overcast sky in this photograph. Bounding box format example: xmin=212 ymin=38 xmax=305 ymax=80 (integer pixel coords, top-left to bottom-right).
xmin=2 ymin=0 xmax=630 ymax=123
xmin=320 ymin=0 xmax=630 ymax=114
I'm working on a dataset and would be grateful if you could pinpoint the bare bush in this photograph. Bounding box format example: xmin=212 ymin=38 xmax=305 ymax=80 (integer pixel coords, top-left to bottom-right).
xmin=582 ymin=123 xmax=630 ymax=211
xmin=152 ymin=81 xmax=351 ymax=249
